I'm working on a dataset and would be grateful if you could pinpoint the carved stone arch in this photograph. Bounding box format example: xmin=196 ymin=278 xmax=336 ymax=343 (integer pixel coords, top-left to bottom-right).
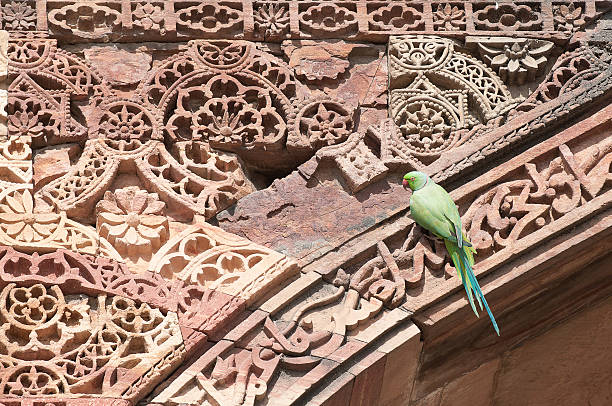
xmin=6 ymin=35 xmax=112 ymax=147
xmin=137 ymin=40 xmax=355 ymax=172
xmin=389 ymin=35 xmax=519 ymax=127
xmin=138 ymin=40 xmax=300 ymax=150
xmin=7 ymin=37 xmax=111 ymax=98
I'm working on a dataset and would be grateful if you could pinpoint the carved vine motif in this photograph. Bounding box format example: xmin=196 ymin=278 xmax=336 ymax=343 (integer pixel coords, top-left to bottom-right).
xmin=464 ymin=140 xmax=612 ymax=254
xmin=515 ymin=44 xmax=609 ymax=113
xmin=0 ymin=283 xmax=184 ymax=401
xmin=389 ymin=35 xmax=520 ymax=166
xmin=340 ymin=136 xmax=612 ymax=308
xmin=163 ymin=280 xmax=384 ymax=406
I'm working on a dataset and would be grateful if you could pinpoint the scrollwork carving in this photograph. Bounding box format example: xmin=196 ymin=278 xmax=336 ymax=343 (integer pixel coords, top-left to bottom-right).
xmin=0 ymin=283 xmax=184 ymax=402
xmin=149 ymin=223 xmax=298 ymax=305
xmin=464 ymin=140 xmax=612 ymax=254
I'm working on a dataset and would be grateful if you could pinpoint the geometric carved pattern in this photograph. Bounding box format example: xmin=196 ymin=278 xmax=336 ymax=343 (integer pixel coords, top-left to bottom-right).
xmin=150 ymin=223 xmax=299 ymax=305
xmin=389 ymin=35 xmax=520 ymax=165
xmin=137 ymin=40 xmax=353 ymax=171
xmin=35 ymin=138 xmax=254 ymax=222
xmin=0 ymin=283 xmax=183 ymax=400
xmin=1 ymin=3 xmax=612 ymax=405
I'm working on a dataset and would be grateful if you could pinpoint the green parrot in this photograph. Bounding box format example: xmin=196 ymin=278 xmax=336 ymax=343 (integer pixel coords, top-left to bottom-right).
xmin=403 ymin=171 xmax=499 ymax=335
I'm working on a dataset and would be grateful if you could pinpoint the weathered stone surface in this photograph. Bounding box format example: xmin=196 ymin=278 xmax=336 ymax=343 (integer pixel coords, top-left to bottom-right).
xmin=436 ymin=358 xmax=500 ymax=406
xmin=84 ymin=46 xmax=152 ymax=86
xmin=283 ymin=40 xmax=388 ymax=109
xmin=218 ymin=164 xmax=406 ymax=265
xmin=32 ymin=144 xmax=79 ymax=190
xmin=493 ymin=293 xmax=612 ymax=405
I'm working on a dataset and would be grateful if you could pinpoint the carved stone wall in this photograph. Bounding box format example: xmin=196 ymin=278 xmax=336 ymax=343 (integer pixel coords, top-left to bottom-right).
xmin=1 ymin=2 xmax=612 ymax=406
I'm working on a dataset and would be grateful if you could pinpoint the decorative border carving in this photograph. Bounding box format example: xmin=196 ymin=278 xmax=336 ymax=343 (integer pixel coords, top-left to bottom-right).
xmin=3 ymin=1 xmax=611 ymax=43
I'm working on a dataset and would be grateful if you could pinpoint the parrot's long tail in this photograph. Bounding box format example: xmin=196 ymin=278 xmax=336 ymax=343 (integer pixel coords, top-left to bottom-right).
xmin=444 ymin=237 xmax=500 ymax=336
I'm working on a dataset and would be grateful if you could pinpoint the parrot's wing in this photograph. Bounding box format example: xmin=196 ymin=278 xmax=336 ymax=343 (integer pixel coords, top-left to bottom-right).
xmin=409 ymin=190 xmax=455 ymax=240
xmin=433 ymin=183 xmax=465 ymax=248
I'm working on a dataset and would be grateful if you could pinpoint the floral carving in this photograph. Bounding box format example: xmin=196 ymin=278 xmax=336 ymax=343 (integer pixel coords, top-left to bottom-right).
xmin=553 ymin=3 xmax=587 ymax=31
xmin=36 ymin=138 xmax=254 ymax=222
xmin=93 ymin=100 xmax=160 ymax=142
xmin=0 ymin=184 xmax=120 ymax=259
xmin=167 ymin=80 xmax=273 ymax=148
xmin=0 ymin=189 xmax=57 ymax=244
xmin=138 ymin=40 xmax=330 ymax=171
xmin=398 ymin=103 xmax=454 ymax=152
xmin=294 ymin=99 xmax=354 ymax=150
xmin=433 ymin=3 xmax=466 ymax=31
xmin=253 ymin=3 xmax=290 ymax=40
xmin=132 ymin=2 xmax=165 ymax=33
xmin=96 ymin=187 xmax=169 ymax=258
xmin=48 ymin=3 xmax=122 ymax=39
xmin=299 ymin=4 xmax=358 ymax=36
xmin=389 ymin=35 xmax=519 ymax=164
xmin=7 ymin=98 xmax=46 ymax=139
xmin=176 ymin=3 xmax=242 ymax=36
xmin=1 ymin=1 xmax=36 ymax=31
xmin=0 ymin=283 xmax=184 ymax=402
xmin=6 ymin=90 xmax=81 ymax=146
xmin=474 ymin=4 xmax=543 ymax=31
xmin=369 ymin=4 xmax=424 ymax=31
xmin=475 ymin=38 xmax=555 ymax=85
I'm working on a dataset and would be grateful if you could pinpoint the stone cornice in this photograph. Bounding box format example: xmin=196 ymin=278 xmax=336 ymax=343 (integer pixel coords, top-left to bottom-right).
xmin=4 ymin=0 xmax=611 ymax=43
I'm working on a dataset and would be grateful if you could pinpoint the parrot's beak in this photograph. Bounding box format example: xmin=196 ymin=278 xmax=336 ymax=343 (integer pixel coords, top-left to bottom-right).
xmin=402 ymin=179 xmax=409 ymax=190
